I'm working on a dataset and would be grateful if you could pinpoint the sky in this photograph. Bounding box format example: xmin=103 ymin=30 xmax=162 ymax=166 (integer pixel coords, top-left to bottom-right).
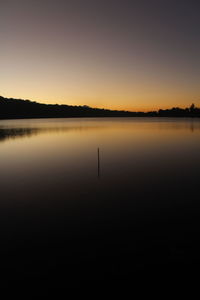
xmin=1 ymin=0 xmax=200 ymax=111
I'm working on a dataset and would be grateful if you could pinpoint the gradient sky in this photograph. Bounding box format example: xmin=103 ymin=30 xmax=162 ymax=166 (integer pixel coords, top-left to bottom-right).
xmin=1 ymin=0 xmax=200 ymax=111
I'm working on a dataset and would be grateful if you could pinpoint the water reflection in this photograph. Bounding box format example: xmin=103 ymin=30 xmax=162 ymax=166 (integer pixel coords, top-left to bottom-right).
xmin=0 ymin=127 xmax=38 ymax=141
xmin=0 ymin=117 xmax=200 ymax=143
xmin=0 ymin=122 xmax=106 ymax=142
xmin=0 ymin=117 xmax=200 ymax=284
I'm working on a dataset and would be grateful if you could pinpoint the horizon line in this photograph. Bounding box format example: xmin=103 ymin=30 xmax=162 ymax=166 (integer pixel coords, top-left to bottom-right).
xmin=0 ymin=95 xmax=198 ymax=113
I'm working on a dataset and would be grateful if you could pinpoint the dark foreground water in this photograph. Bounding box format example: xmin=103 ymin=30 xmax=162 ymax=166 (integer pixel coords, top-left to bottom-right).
xmin=0 ymin=117 xmax=200 ymax=284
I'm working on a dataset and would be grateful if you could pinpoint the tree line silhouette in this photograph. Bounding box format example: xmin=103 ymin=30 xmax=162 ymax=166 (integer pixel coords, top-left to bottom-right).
xmin=0 ymin=96 xmax=199 ymax=119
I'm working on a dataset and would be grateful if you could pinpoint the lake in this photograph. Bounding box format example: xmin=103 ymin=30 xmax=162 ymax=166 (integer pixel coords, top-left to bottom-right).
xmin=0 ymin=117 xmax=200 ymax=284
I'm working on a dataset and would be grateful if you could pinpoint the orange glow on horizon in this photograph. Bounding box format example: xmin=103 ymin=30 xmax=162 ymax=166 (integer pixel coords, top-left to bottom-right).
xmin=1 ymin=89 xmax=199 ymax=113
xmin=1 ymin=1 xmax=200 ymax=113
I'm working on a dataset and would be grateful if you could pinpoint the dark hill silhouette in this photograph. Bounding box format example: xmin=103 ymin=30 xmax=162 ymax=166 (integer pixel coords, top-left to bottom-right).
xmin=0 ymin=96 xmax=200 ymax=119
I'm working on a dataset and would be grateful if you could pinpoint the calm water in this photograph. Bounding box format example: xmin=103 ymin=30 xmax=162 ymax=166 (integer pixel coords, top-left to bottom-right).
xmin=1 ymin=117 xmax=200 ymax=283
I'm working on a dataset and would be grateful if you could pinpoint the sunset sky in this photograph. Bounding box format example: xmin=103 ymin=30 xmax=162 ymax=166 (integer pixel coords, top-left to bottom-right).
xmin=1 ymin=0 xmax=200 ymax=111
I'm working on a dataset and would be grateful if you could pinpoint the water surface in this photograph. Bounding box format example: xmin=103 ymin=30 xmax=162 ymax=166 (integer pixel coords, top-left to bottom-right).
xmin=1 ymin=118 xmax=200 ymax=283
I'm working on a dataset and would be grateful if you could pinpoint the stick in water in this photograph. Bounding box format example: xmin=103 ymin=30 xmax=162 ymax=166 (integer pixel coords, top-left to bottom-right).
xmin=97 ymin=147 xmax=100 ymax=178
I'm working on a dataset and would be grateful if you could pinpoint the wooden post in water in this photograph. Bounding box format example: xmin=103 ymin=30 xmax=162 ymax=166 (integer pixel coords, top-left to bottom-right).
xmin=97 ymin=147 xmax=100 ymax=178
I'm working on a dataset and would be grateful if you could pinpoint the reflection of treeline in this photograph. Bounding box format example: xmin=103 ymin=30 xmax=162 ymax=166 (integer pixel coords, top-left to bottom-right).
xmin=0 ymin=96 xmax=200 ymax=119
xmin=0 ymin=125 xmax=105 ymax=142
xmin=0 ymin=128 xmax=38 ymax=141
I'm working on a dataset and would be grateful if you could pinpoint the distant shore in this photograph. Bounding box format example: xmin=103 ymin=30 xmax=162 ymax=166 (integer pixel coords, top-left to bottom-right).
xmin=0 ymin=96 xmax=200 ymax=120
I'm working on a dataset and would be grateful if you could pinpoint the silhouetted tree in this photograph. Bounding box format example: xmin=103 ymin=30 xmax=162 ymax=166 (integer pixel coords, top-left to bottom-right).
xmin=190 ymin=103 xmax=195 ymax=112
xmin=0 ymin=96 xmax=200 ymax=119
